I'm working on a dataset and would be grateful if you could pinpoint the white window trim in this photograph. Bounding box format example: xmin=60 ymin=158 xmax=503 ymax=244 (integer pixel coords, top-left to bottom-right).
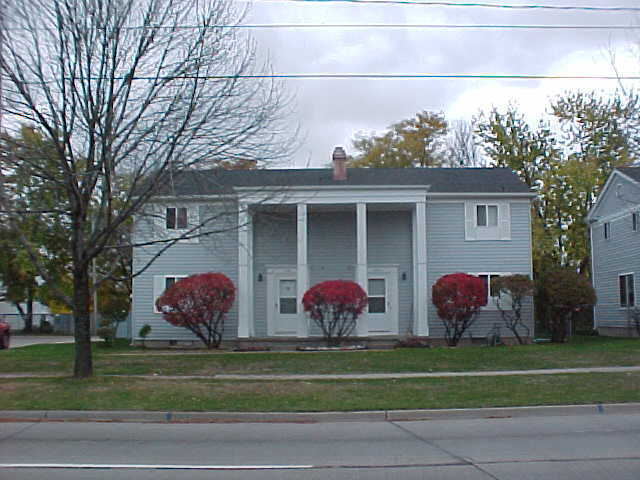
xmin=471 ymin=272 xmax=512 ymax=310
xmin=464 ymin=201 xmax=511 ymax=241
xmin=619 ymin=272 xmax=635 ymax=309
xmin=153 ymin=274 xmax=188 ymax=313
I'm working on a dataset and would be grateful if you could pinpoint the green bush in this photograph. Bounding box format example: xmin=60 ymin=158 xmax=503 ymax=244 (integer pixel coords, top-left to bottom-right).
xmin=540 ymin=268 xmax=596 ymax=343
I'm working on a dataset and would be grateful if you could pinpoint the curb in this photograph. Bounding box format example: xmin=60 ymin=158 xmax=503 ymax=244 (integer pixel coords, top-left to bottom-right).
xmin=2 ymin=403 xmax=640 ymax=424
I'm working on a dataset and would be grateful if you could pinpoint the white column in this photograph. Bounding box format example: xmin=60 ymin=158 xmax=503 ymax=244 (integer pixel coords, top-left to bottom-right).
xmin=237 ymin=203 xmax=251 ymax=338
xmin=356 ymin=202 xmax=368 ymax=337
xmin=414 ymin=201 xmax=429 ymax=336
xmin=296 ymin=203 xmax=309 ymax=337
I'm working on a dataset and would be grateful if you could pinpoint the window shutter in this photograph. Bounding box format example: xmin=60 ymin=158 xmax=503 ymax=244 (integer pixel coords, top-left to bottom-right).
xmin=153 ymin=275 xmax=165 ymax=313
xmin=186 ymin=205 xmax=200 ymax=243
xmin=498 ymin=203 xmax=511 ymax=240
xmin=153 ymin=205 xmax=166 ymax=237
xmin=464 ymin=202 xmax=477 ymax=241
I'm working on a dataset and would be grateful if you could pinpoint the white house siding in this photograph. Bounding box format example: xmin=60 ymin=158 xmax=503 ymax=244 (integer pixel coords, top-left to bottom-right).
xmin=426 ymin=200 xmax=534 ymax=339
xmin=131 ymin=203 xmax=239 ymax=342
xmin=591 ymin=173 xmax=640 ymax=332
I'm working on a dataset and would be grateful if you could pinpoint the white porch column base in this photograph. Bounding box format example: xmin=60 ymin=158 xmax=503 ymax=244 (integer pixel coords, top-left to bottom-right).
xmin=413 ymin=201 xmax=429 ymax=336
xmin=356 ymin=202 xmax=368 ymax=337
xmin=237 ymin=203 xmax=252 ymax=338
xmin=296 ymin=203 xmax=309 ymax=338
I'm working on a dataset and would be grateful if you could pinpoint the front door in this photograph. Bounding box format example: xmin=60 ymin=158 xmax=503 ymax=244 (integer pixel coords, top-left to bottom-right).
xmin=267 ymin=271 xmax=299 ymax=336
xmin=366 ymin=268 xmax=398 ymax=335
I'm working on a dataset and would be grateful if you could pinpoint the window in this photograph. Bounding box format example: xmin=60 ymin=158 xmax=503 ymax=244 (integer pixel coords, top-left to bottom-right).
xmin=478 ymin=274 xmax=502 ymax=306
xmin=604 ymin=222 xmax=610 ymax=239
xmin=633 ymin=213 xmax=638 ymax=232
xmin=465 ymin=202 xmax=511 ymax=241
xmin=476 ymin=205 xmax=498 ymax=227
xmin=278 ymin=279 xmax=297 ymax=314
xmin=620 ymin=274 xmax=635 ymax=308
xmin=166 ymin=207 xmax=188 ymax=230
xmin=368 ymin=278 xmax=386 ymax=314
xmin=153 ymin=275 xmax=187 ymax=313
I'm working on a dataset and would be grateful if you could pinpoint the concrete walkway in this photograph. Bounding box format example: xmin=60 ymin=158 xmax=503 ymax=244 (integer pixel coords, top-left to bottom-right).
xmin=10 ymin=336 xmax=100 ymax=348
xmin=2 ymin=365 xmax=640 ymax=380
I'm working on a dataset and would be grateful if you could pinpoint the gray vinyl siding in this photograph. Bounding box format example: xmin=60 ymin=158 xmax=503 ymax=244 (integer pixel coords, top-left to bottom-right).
xmin=426 ymin=201 xmax=533 ymax=339
xmin=592 ymin=207 xmax=640 ymax=330
xmin=592 ymin=173 xmax=639 ymax=219
xmin=131 ymin=203 xmax=239 ymax=342
xmin=251 ymin=209 xmax=414 ymax=337
xmin=252 ymin=211 xmax=297 ymax=338
xmin=367 ymin=210 xmax=413 ymax=335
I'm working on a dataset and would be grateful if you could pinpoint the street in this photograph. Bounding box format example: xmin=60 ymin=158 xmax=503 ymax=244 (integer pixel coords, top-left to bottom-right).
xmin=1 ymin=412 xmax=640 ymax=479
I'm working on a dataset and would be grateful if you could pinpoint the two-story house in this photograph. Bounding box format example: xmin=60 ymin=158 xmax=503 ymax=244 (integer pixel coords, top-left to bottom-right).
xmin=588 ymin=166 xmax=640 ymax=336
xmin=131 ymin=148 xmax=535 ymax=347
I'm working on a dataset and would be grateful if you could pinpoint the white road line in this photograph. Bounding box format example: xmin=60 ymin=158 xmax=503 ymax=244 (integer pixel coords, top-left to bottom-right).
xmin=0 ymin=464 xmax=315 ymax=470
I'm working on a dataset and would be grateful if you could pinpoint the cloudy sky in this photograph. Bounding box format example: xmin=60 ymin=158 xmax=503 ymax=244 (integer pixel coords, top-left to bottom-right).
xmin=242 ymin=0 xmax=640 ymax=167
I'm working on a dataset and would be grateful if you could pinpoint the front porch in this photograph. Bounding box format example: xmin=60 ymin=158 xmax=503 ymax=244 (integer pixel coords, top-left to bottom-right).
xmin=236 ymin=191 xmax=430 ymax=340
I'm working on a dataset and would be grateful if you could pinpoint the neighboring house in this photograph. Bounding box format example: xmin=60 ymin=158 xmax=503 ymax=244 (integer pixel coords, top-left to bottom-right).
xmin=587 ymin=166 xmax=640 ymax=336
xmin=0 ymin=294 xmax=52 ymax=331
xmin=131 ymin=148 xmax=535 ymax=347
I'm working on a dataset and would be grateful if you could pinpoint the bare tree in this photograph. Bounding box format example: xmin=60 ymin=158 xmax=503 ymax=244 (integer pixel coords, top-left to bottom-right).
xmin=445 ymin=119 xmax=485 ymax=167
xmin=0 ymin=0 xmax=293 ymax=377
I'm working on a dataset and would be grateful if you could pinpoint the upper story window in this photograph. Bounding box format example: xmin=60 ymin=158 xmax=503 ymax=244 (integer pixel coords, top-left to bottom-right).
xmin=604 ymin=222 xmax=610 ymax=239
xmin=465 ymin=202 xmax=511 ymax=241
xmin=619 ymin=273 xmax=635 ymax=308
xmin=476 ymin=205 xmax=498 ymax=227
xmin=633 ymin=213 xmax=638 ymax=232
xmin=166 ymin=207 xmax=188 ymax=230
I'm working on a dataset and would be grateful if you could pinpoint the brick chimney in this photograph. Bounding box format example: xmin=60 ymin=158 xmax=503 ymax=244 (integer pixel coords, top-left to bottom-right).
xmin=332 ymin=146 xmax=347 ymax=181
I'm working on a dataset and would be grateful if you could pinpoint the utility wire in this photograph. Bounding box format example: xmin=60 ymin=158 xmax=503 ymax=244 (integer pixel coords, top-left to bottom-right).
xmin=253 ymin=0 xmax=640 ymax=12
xmin=15 ymin=74 xmax=638 ymax=82
xmin=4 ymin=23 xmax=640 ymax=31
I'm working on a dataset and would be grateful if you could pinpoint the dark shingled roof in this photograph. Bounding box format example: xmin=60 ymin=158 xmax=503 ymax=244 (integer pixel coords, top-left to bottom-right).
xmin=618 ymin=166 xmax=640 ymax=183
xmin=153 ymin=167 xmax=532 ymax=196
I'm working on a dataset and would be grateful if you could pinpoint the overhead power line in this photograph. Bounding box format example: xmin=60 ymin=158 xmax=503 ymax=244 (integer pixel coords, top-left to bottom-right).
xmin=22 ymin=74 xmax=639 ymax=82
xmin=143 ymin=23 xmax=640 ymax=30
xmin=4 ymin=23 xmax=640 ymax=31
xmin=254 ymin=0 xmax=640 ymax=12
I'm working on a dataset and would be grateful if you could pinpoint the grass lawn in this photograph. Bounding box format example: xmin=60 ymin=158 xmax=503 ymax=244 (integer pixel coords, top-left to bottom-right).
xmin=1 ymin=372 xmax=639 ymax=412
xmin=1 ymin=335 xmax=640 ymax=376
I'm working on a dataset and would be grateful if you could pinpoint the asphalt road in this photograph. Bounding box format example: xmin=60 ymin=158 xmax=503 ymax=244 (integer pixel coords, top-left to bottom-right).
xmin=1 ymin=413 xmax=640 ymax=479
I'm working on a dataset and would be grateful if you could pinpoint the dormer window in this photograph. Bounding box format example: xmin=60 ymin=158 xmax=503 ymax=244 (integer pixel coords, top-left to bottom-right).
xmin=166 ymin=207 xmax=188 ymax=230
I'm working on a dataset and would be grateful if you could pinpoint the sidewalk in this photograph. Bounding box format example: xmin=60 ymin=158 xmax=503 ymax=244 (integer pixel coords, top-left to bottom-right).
xmin=2 ymin=365 xmax=640 ymax=380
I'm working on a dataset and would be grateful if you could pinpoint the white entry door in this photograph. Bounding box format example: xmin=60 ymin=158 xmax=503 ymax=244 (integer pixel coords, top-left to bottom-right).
xmin=366 ymin=268 xmax=399 ymax=335
xmin=267 ymin=271 xmax=299 ymax=336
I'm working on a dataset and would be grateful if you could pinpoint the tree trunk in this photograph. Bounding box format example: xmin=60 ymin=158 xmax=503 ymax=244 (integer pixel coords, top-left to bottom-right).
xmin=73 ymin=265 xmax=93 ymax=378
xmin=24 ymin=289 xmax=34 ymax=333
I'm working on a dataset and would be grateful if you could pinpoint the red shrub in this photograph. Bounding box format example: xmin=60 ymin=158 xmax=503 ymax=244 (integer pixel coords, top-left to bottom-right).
xmin=432 ymin=273 xmax=486 ymax=346
xmin=155 ymin=272 xmax=235 ymax=348
xmin=302 ymin=280 xmax=368 ymax=346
